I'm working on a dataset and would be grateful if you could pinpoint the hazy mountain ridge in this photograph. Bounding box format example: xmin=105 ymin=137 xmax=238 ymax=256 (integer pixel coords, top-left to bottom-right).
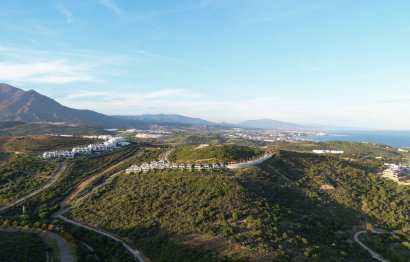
xmin=113 ymin=114 xmax=213 ymax=125
xmin=0 ymin=84 xmax=148 ymax=129
xmin=1 ymin=83 xmax=329 ymax=130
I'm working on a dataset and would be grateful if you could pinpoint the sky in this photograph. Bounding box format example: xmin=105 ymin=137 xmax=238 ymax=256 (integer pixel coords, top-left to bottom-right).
xmin=1 ymin=0 xmax=410 ymax=129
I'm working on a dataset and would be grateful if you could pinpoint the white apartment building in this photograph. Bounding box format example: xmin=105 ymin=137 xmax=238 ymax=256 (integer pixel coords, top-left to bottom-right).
xmin=382 ymin=164 xmax=409 ymax=182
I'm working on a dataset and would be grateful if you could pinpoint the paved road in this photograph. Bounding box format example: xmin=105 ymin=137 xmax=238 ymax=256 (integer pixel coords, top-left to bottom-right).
xmin=354 ymin=231 xmax=389 ymax=262
xmin=0 ymin=161 xmax=67 ymax=213
xmin=55 ymin=148 xmax=146 ymax=262
xmin=46 ymin=231 xmax=74 ymax=262
xmin=227 ymin=154 xmax=273 ymax=169
xmin=159 ymin=148 xmax=175 ymax=163
xmin=0 ymin=227 xmax=73 ymax=262
xmin=57 ymin=213 xmax=145 ymax=262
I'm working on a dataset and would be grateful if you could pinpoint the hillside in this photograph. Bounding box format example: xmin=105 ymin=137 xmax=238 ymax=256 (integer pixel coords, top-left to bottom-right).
xmin=169 ymin=145 xmax=263 ymax=163
xmin=64 ymin=150 xmax=409 ymax=261
xmin=0 ymin=84 xmax=148 ymax=129
xmin=114 ymin=114 xmax=213 ymax=126
xmin=239 ymin=119 xmax=306 ymax=130
xmin=0 ymin=121 xmax=113 ymax=136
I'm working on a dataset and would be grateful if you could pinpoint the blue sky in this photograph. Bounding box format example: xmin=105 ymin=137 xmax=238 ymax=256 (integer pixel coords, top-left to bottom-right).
xmin=1 ymin=0 xmax=410 ymax=129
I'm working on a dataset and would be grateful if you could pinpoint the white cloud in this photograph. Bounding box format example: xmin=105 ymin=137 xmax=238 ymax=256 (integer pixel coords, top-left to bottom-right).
xmin=0 ymin=60 xmax=95 ymax=84
xmin=56 ymin=2 xmax=74 ymax=24
xmin=99 ymin=0 xmax=126 ymax=16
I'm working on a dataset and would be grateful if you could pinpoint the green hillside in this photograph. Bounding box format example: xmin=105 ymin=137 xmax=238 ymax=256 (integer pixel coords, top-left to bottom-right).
xmin=169 ymin=145 xmax=263 ymax=163
xmin=5 ymin=136 xmax=100 ymax=155
xmin=0 ymin=231 xmax=46 ymax=262
xmin=0 ymin=157 xmax=58 ymax=205
xmin=271 ymin=141 xmax=406 ymax=161
xmin=64 ymin=149 xmax=410 ymax=261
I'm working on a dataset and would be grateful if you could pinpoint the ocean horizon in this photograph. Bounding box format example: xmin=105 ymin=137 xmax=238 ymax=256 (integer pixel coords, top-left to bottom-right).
xmin=303 ymin=130 xmax=410 ymax=148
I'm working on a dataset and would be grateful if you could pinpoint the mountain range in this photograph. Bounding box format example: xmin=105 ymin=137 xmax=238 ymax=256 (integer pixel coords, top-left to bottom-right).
xmin=0 ymin=83 xmax=325 ymax=130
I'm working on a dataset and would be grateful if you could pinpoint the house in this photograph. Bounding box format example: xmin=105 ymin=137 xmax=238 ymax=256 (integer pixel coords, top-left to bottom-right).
xmin=88 ymin=144 xmax=108 ymax=152
xmin=150 ymin=161 xmax=158 ymax=170
xmin=141 ymin=163 xmax=151 ymax=172
xmin=203 ymin=164 xmax=212 ymax=171
xmin=43 ymin=151 xmax=74 ymax=159
xmin=194 ymin=164 xmax=202 ymax=171
xmin=125 ymin=165 xmax=142 ymax=174
xmin=72 ymin=147 xmax=92 ymax=155
xmin=212 ymin=163 xmax=220 ymax=170
xmin=382 ymin=164 xmax=409 ymax=182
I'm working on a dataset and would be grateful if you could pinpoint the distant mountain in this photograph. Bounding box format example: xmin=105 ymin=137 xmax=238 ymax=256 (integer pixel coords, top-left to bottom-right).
xmin=114 ymin=114 xmax=214 ymax=126
xmin=0 ymin=121 xmax=112 ymax=136
xmin=0 ymin=83 xmax=149 ymax=129
xmin=239 ymin=119 xmax=306 ymax=130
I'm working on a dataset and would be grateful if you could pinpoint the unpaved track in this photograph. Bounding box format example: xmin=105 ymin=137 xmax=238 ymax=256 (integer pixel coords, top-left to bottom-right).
xmin=56 ymin=147 xmax=146 ymax=261
xmin=61 ymin=148 xmax=141 ymax=208
xmin=0 ymin=161 xmax=67 ymax=213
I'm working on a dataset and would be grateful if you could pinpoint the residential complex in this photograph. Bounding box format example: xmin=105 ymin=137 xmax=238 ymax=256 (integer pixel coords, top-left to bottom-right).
xmin=382 ymin=164 xmax=410 ymax=182
xmin=125 ymin=161 xmax=227 ymax=174
xmin=43 ymin=137 xmax=130 ymax=159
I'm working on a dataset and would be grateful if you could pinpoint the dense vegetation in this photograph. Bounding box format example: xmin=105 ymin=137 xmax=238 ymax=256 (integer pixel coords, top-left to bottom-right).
xmin=67 ymin=149 xmax=410 ymax=261
xmin=169 ymin=145 xmax=263 ymax=163
xmin=0 ymin=156 xmax=58 ymax=205
xmin=3 ymin=145 xmax=138 ymax=221
xmin=0 ymin=231 xmax=46 ymax=262
xmin=360 ymin=232 xmax=410 ymax=262
xmin=5 ymin=136 xmax=100 ymax=155
xmin=271 ymin=141 xmax=406 ymax=161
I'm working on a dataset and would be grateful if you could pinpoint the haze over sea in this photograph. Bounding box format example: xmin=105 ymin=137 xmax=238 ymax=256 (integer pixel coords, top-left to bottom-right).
xmin=304 ymin=130 xmax=410 ymax=148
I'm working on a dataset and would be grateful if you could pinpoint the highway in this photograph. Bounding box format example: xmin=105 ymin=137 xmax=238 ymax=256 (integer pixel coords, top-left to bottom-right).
xmin=0 ymin=161 xmax=67 ymax=214
xmin=354 ymin=231 xmax=389 ymax=262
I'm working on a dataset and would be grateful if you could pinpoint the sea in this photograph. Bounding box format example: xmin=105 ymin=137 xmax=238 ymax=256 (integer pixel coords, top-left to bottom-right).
xmin=302 ymin=130 xmax=410 ymax=148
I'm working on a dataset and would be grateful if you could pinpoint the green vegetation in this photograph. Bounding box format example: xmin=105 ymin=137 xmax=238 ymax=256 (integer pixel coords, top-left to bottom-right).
xmin=0 ymin=156 xmax=58 ymax=205
xmin=169 ymin=145 xmax=262 ymax=163
xmin=66 ymin=226 xmax=136 ymax=262
xmin=3 ymin=145 xmax=138 ymax=221
xmin=0 ymin=231 xmax=46 ymax=262
xmin=360 ymin=232 xmax=410 ymax=262
xmin=271 ymin=141 xmax=406 ymax=161
xmin=162 ymin=132 xmax=227 ymax=145
xmin=67 ymin=149 xmax=410 ymax=261
xmin=6 ymin=136 xmax=100 ymax=155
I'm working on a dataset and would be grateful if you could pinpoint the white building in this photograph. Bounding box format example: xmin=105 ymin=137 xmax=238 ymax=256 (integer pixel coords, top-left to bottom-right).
xmin=43 ymin=151 xmax=75 ymax=159
xmin=203 ymin=164 xmax=212 ymax=171
xmin=72 ymin=147 xmax=92 ymax=155
xmin=212 ymin=163 xmax=220 ymax=170
xmin=313 ymin=150 xmax=344 ymax=154
xmin=194 ymin=164 xmax=202 ymax=171
xmin=382 ymin=164 xmax=409 ymax=182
